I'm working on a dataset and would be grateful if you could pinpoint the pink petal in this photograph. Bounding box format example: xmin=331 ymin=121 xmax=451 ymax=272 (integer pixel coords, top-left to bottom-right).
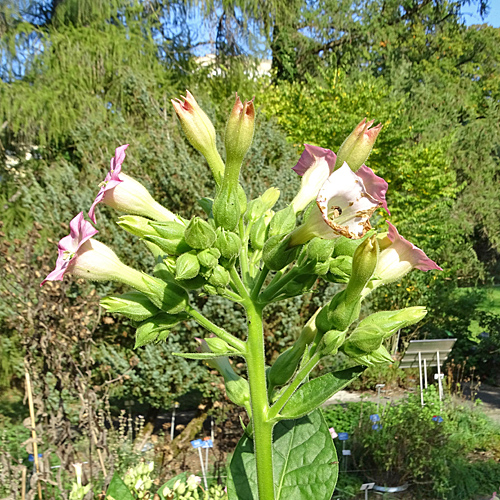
xmin=315 ymin=163 xmax=380 ymax=239
xmin=293 ymin=144 xmax=336 ymax=176
xmin=357 ymin=165 xmax=390 ymax=215
xmin=41 ymin=213 xmax=98 ymax=286
xmin=387 ymin=221 xmax=442 ymax=271
xmin=88 ymin=145 xmax=128 ymax=223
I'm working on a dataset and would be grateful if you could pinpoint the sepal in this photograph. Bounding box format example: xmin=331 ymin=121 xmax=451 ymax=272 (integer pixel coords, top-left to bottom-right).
xmin=101 ymin=292 xmax=159 ymax=321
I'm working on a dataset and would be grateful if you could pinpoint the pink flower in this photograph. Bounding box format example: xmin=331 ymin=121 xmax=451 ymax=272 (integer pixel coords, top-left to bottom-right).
xmin=362 ymin=221 xmax=442 ymax=296
xmin=291 ymin=145 xmax=337 ymax=213
xmin=89 ymin=145 xmax=181 ymax=224
xmin=289 ymin=162 xmax=386 ymax=245
xmin=41 ymin=212 xmax=98 ymax=285
xmin=89 ymin=145 xmax=128 ymax=223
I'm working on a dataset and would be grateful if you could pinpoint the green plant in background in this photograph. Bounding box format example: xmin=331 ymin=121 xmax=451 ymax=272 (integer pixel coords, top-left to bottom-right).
xmin=158 ymin=473 xmax=227 ymax=500
xmin=41 ymin=91 xmax=442 ymax=500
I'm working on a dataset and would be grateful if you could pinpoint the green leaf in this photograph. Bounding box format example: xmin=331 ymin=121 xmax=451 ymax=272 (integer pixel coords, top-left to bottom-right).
xmin=280 ymin=366 xmax=365 ymax=419
xmin=227 ymin=409 xmax=338 ymax=500
xmin=106 ymin=473 xmax=135 ymax=500
xmin=173 ymin=351 xmax=240 ymax=360
xmin=157 ymin=472 xmax=189 ymax=500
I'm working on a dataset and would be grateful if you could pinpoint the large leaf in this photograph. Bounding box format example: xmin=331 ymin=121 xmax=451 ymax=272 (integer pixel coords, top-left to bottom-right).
xmin=106 ymin=473 xmax=135 ymax=500
xmin=280 ymin=366 xmax=365 ymax=419
xmin=227 ymin=409 xmax=338 ymax=500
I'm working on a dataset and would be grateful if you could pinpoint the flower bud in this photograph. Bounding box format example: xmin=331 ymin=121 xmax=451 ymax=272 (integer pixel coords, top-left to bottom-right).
xmin=101 ymin=292 xmax=160 ymax=321
xmin=175 ymin=251 xmax=201 ymax=281
xmin=213 ymin=183 xmax=241 ymax=231
xmin=268 ymin=206 xmax=297 ymax=238
xmin=333 ymin=234 xmax=372 ymax=257
xmin=262 ymin=234 xmax=301 ymax=271
xmin=313 ymin=260 xmax=330 ymax=276
xmin=140 ymin=274 xmax=189 ymax=313
xmin=319 ymin=329 xmax=347 ymax=356
xmin=172 ymin=91 xmax=224 ymax=184
xmin=250 ymin=211 xmax=273 ymax=250
xmin=324 ymin=255 xmax=352 ymax=283
xmin=225 ymin=94 xmax=255 ymax=173
xmin=341 ymin=344 xmax=393 ymax=366
xmin=267 ymin=344 xmax=303 ymax=389
xmin=146 ymin=221 xmax=191 ymax=255
xmin=204 ymin=337 xmax=233 ymax=354
xmin=135 ymin=311 xmax=185 ymax=348
xmin=184 ymin=217 xmax=217 ymax=249
xmin=344 ymin=323 xmax=385 ymax=354
xmin=336 ymin=118 xmax=382 ymax=172
xmin=358 ymin=307 xmax=427 ymax=339
xmin=214 ymin=229 xmax=242 ymax=261
xmin=117 ymin=215 xmax=161 ymax=238
xmin=208 ymin=264 xmax=230 ymax=287
xmin=307 ymin=238 xmax=337 ymax=262
xmin=316 ymin=290 xmax=361 ymax=334
xmin=197 ymin=248 xmax=220 ymax=269
xmin=344 ymin=235 xmax=378 ymax=302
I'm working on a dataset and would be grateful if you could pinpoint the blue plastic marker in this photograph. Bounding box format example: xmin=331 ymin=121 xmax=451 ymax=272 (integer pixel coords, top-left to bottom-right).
xmin=191 ymin=439 xmax=207 ymax=488
xmin=338 ymin=432 xmax=349 ymax=441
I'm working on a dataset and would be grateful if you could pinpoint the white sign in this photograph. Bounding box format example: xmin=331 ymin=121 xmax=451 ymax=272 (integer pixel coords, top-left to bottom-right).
xmin=342 ymin=449 xmax=351 ymax=456
xmin=360 ymin=483 xmax=375 ymax=491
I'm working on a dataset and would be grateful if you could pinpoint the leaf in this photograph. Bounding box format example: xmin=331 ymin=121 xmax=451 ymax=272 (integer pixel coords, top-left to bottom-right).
xmin=157 ymin=472 xmax=188 ymax=500
xmin=106 ymin=473 xmax=135 ymax=500
xmin=227 ymin=409 xmax=338 ymax=500
xmin=173 ymin=351 xmax=239 ymax=360
xmin=280 ymin=366 xmax=365 ymax=420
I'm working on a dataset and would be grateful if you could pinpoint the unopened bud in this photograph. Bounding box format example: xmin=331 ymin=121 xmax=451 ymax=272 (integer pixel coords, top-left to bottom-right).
xmin=213 ymin=183 xmax=241 ymax=231
xmin=316 ymin=290 xmax=361 ymax=334
xmin=184 ymin=217 xmax=216 ymax=249
xmin=204 ymin=337 xmax=232 ymax=354
xmin=172 ymin=91 xmax=224 ymax=184
xmin=250 ymin=211 xmax=273 ymax=250
xmin=324 ymin=255 xmax=352 ymax=283
xmin=135 ymin=311 xmax=185 ymax=348
xmin=336 ymin=118 xmax=382 ymax=172
xmin=101 ymin=292 xmax=159 ymax=321
xmin=307 ymin=238 xmax=337 ymax=262
xmin=214 ymin=229 xmax=242 ymax=261
xmin=146 ymin=221 xmax=191 ymax=255
xmin=208 ymin=265 xmax=230 ymax=287
xmin=197 ymin=248 xmax=220 ymax=269
xmin=262 ymin=234 xmax=301 ymax=271
xmin=345 ymin=235 xmax=378 ymax=301
xmin=320 ymin=329 xmax=347 ymax=356
xmin=358 ymin=307 xmax=427 ymax=339
xmin=225 ymin=94 xmax=255 ymax=172
xmin=175 ymin=251 xmax=201 ymax=280
xmin=268 ymin=206 xmax=296 ymax=238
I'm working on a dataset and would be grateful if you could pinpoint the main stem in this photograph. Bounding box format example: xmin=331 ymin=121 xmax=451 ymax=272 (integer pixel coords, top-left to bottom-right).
xmin=245 ymin=300 xmax=275 ymax=500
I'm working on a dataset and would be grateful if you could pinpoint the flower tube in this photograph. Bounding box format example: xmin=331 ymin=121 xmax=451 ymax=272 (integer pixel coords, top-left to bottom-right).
xmin=89 ymin=145 xmax=182 ymax=224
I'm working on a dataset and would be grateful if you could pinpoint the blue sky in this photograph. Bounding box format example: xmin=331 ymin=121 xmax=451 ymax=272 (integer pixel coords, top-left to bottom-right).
xmin=464 ymin=2 xmax=500 ymax=27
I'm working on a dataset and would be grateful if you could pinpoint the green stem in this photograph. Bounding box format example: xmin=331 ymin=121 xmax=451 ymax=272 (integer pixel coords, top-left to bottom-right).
xmin=230 ymin=266 xmax=249 ymax=299
xmin=186 ymin=306 xmax=245 ymax=352
xmin=259 ymin=266 xmax=302 ymax=302
xmin=239 ymin=218 xmax=251 ymax=286
xmin=268 ymin=352 xmax=321 ymax=421
xmin=251 ymin=265 xmax=269 ymax=300
xmin=245 ymin=300 xmax=275 ymax=500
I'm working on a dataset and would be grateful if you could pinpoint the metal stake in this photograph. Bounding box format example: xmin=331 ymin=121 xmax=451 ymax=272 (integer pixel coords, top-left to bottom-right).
xmin=418 ymin=351 xmax=424 ymax=407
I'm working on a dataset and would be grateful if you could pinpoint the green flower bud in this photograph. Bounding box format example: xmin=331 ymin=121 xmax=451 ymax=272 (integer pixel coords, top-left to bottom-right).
xmin=316 ymin=290 xmax=361 ymax=334
xmin=146 ymin=221 xmax=191 ymax=255
xmin=213 ymin=183 xmax=240 ymax=231
xmin=267 ymin=344 xmax=304 ymax=389
xmin=245 ymin=188 xmax=280 ymax=223
xmin=307 ymin=238 xmax=337 ymax=262
xmin=225 ymin=94 xmax=255 ymax=172
xmin=345 ymin=235 xmax=378 ymax=301
xmin=135 ymin=311 xmax=186 ymax=348
xmin=357 ymin=307 xmax=427 ymax=339
xmin=214 ymin=229 xmax=242 ymax=261
xmin=336 ymin=118 xmax=382 ymax=172
xmin=101 ymin=292 xmax=160 ymax=321
xmin=176 ymin=481 xmax=186 ymax=495
xmin=176 ymin=251 xmax=201 ymax=280
xmin=333 ymin=233 xmax=372 ymax=257
xmin=208 ymin=264 xmax=230 ymax=287
xmin=341 ymin=344 xmax=393 ymax=366
xmin=320 ymin=329 xmax=347 ymax=356
xmin=267 ymin=206 xmax=296 ymax=238
xmin=226 ymin=376 xmax=251 ymax=409
xmin=324 ymin=255 xmax=352 ymax=283
xmin=117 ymin=215 xmax=162 ymax=238
xmin=345 ymin=323 xmax=385 ymax=354
xmin=262 ymin=234 xmax=301 ymax=271
xmin=172 ymin=91 xmax=224 ymax=185
xmin=204 ymin=336 xmax=233 ymax=353
xmin=140 ymin=274 xmax=189 ymax=314
xmin=197 ymin=248 xmax=221 ymax=269
xmin=184 ymin=217 xmax=216 ymax=249
xmin=313 ymin=260 xmax=330 ymax=276
xmin=250 ymin=211 xmax=272 ymax=250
